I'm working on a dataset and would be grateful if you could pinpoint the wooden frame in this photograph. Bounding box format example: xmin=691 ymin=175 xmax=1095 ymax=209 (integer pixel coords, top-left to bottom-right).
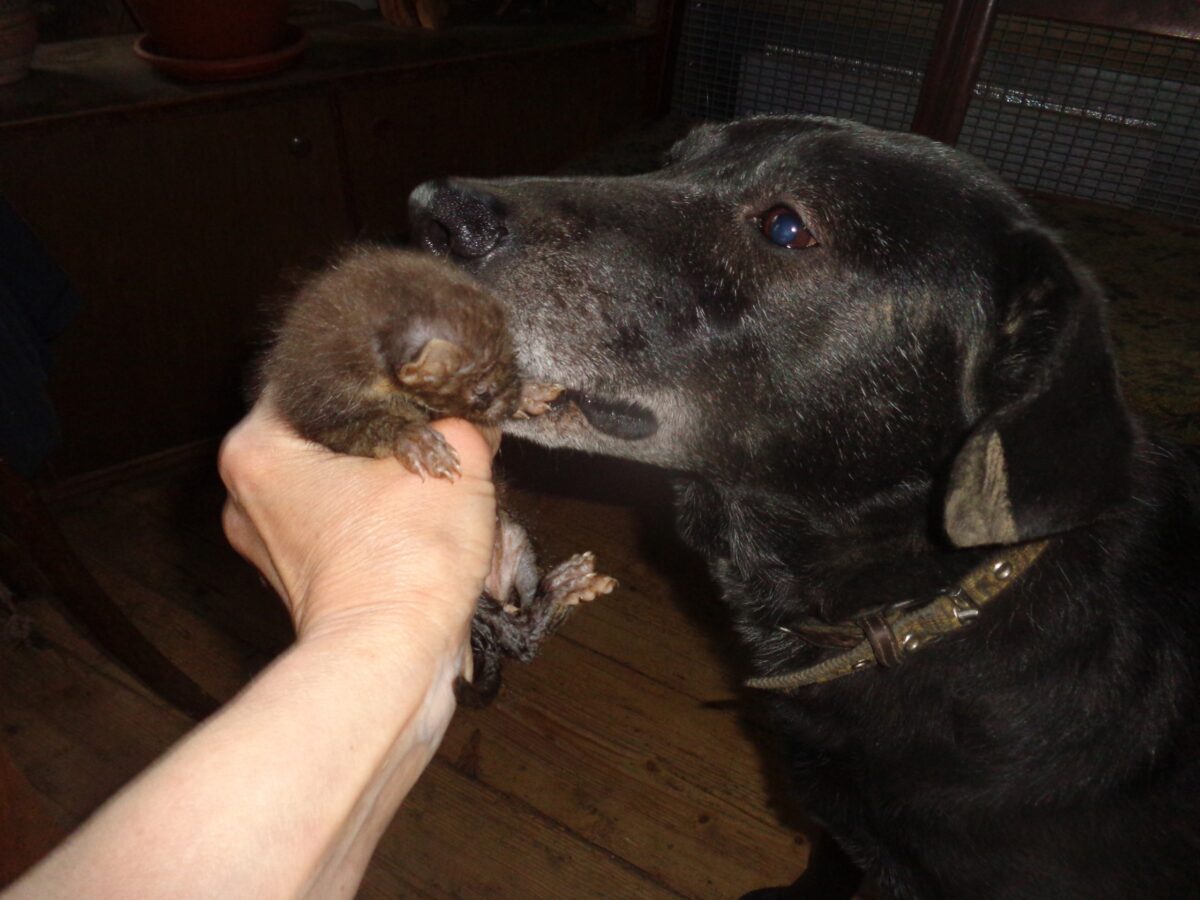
xmin=911 ymin=0 xmax=1200 ymax=145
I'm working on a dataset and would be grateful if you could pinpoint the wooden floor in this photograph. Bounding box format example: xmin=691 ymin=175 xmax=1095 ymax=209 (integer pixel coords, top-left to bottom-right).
xmin=0 ymin=442 xmax=813 ymax=897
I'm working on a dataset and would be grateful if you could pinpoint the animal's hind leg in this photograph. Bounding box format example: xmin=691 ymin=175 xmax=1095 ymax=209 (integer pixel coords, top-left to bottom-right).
xmin=532 ymin=552 xmax=617 ymax=641
xmin=460 ymin=517 xmax=618 ymax=707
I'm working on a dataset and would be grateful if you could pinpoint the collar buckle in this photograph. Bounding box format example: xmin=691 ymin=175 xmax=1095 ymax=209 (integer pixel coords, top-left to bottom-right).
xmin=945 ymin=586 xmax=981 ymax=623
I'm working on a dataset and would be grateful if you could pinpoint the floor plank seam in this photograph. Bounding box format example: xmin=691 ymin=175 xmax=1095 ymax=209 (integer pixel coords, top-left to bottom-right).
xmin=494 ymin=678 xmax=798 ymax=838
xmin=429 ymin=755 xmax=693 ymax=899
xmin=23 ymin=622 xmax=178 ymax=714
xmin=556 ymin=630 xmax=742 ymax=707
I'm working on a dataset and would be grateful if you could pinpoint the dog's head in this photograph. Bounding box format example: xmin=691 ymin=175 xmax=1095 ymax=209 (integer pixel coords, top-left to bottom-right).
xmin=409 ymin=116 xmax=1133 ymax=546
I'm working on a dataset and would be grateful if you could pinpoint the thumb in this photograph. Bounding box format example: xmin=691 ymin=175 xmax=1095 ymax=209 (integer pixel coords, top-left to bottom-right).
xmin=429 ymin=419 xmax=497 ymax=482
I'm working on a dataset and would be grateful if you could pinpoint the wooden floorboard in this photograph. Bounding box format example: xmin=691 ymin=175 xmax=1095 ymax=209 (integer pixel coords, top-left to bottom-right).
xmin=0 ymin=449 xmax=811 ymax=897
xmin=0 ymin=598 xmax=192 ymax=825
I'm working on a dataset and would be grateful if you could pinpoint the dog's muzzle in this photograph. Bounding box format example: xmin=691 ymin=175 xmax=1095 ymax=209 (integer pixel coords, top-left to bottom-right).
xmin=409 ymin=178 xmax=660 ymax=445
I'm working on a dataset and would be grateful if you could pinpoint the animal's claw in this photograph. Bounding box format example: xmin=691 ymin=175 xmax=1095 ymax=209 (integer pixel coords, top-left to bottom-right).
xmin=540 ymin=551 xmax=618 ymax=610
xmin=395 ymin=425 xmax=461 ymax=481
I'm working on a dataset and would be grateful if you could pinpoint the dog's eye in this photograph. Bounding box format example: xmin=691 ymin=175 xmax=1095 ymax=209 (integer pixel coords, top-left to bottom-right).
xmin=760 ymin=206 xmax=819 ymax=250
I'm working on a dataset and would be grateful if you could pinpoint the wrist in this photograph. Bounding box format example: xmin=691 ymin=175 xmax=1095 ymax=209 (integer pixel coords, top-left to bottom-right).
xmin=292 ymin=564 xmax=479 ymax=659
xmin=287 ymin=619 xmax=466 ymax=742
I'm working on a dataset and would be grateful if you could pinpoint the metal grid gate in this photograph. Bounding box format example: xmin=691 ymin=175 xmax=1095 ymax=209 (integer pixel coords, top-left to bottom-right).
xmin=670 ymin=0 xmax=1200 ymax=224
xmin=960 ymin=14 xmax=1200 ymax=223
xmin=673 ymin=0 xmax=943 ymax=128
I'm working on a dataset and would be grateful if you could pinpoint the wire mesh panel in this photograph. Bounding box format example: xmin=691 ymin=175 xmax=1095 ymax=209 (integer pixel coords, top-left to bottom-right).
xmin=672 ymin=0 xmax=945 ymax=128
xmin=671 ymin=0 xmax=1200 ymax=224
xmin=959 ymin=15 xmax=1200 ymax=223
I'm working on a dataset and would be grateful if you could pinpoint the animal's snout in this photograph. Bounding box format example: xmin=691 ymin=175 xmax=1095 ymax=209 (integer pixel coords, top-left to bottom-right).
xmin=409 ymin=179 xmax=507 ymax=260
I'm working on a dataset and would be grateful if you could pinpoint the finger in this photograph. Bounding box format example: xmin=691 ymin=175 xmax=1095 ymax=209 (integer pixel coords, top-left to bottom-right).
xmin=477 ymin=425 xmax=502 ymax=456
xmin=460 ymin=640 xmax=474 ymax=683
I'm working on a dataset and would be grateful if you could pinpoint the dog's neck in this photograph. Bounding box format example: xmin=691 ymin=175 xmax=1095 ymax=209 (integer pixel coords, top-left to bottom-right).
xmin=672 ymin=474 xmax=986 ymax=629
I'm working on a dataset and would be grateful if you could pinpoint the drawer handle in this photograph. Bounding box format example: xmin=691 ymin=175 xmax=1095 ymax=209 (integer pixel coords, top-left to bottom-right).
xmin=289 ymin=136 xmax=313 ymax=159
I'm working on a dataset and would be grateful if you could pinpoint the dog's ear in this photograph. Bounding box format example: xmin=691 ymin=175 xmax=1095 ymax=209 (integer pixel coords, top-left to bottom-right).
xmin=944 ymin=227 xmax=1134 ymax=547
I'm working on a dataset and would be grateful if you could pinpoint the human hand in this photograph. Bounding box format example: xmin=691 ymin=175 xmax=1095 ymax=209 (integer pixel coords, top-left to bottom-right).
xmin=218 ymin=400 xmax=498 ymax=662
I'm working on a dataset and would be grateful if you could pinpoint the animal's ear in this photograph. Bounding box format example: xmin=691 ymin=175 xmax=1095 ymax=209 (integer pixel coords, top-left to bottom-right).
xmin=396 ymin=337 xmax=468 ymax=386
xmin=943 ymin=227 xmax=1134 ymax=547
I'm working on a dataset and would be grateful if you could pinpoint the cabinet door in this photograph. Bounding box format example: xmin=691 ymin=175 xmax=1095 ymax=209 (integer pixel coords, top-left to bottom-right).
xmin=340 ymin=40 xmax=652 ymax=238
xmin=0 ymin=94 xmax=352 ymax=474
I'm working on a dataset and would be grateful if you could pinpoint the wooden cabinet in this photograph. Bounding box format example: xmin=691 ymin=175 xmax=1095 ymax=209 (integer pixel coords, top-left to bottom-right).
xmin=0 ymin=94 xmax=352 ymax=474
xmin=0 ymin=24 xmax=655 ymax=477
xmin=341 ymin=40 xmax=652 ymax=237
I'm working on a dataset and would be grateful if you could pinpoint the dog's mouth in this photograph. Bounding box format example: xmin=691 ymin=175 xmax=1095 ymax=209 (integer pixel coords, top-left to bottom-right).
xmin=552 ymin=390 xmax=659 ymax=440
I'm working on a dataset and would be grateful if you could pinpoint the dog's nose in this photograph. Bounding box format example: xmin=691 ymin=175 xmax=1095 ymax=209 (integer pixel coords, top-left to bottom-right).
xmin=408 ymin=179 xmax=507 ymax=260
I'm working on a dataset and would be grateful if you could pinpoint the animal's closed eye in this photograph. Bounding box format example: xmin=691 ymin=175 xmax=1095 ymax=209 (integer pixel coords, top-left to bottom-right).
xmin=758 ymin=206 xmax=819 ymax=250
xmin=471 ymin=385 xmax=495 ymax=409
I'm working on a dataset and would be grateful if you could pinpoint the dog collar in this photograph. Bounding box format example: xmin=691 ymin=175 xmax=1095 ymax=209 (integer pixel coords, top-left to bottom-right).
xmin=745 ymin=539 xmax=1051 ymax=693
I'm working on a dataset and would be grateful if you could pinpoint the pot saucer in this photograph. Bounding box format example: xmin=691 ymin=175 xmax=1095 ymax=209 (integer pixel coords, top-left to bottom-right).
xmin=133 ymin=24 xmax=308 ymax=82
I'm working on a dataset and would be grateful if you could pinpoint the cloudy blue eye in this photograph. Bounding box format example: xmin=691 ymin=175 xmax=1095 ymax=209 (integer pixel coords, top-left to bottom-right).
xmin=760 ymin=206 xmax=819 ymax=250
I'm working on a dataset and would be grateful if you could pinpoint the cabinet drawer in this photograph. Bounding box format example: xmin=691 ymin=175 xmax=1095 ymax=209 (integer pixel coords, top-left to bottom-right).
xmin=0 ymin=93 xmax=352 ymax=473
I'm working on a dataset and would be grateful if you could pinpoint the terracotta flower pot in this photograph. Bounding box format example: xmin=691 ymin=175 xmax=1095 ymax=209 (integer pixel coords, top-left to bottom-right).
xmin=0 ymin=0 xmax=37 ymax=85
xmin=126 ymin=0 xmax=290 ymax=61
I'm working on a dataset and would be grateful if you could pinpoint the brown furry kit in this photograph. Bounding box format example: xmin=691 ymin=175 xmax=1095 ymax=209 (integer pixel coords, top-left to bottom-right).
xmin=258 ymin=246 xmax=616 ymax=704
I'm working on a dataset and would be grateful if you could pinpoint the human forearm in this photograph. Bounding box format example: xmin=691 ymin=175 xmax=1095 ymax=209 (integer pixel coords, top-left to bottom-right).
xmin=5 ymin=621 xmax=466 ymax=900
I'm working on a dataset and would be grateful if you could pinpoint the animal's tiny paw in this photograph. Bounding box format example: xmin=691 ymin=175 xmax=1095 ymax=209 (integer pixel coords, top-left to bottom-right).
xmin=540 ymin=552 xmax=618 ymax=609
xmin=513 ymin=381 xmax=564 ymax=418
xmin=395 ymin=425 xmax=461 ymax=480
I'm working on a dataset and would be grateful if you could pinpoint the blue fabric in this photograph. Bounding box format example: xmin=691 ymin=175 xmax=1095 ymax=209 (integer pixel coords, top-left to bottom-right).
xmin=0 ymin=198 xmax=81 ymax=476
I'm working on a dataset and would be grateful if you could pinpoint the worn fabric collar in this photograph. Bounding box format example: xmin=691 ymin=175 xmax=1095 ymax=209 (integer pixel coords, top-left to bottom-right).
xmin=745 ymin=539 xmax=1051 ymax=692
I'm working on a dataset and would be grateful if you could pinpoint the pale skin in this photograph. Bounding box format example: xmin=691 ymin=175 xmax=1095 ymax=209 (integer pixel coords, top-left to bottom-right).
xmin=4 ymin=402 xmax=499 ymax=900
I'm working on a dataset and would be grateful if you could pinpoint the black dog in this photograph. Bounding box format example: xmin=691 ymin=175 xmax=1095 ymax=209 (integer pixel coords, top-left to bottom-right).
xmin=408 ymin=116 xmax=1200 ymax=899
